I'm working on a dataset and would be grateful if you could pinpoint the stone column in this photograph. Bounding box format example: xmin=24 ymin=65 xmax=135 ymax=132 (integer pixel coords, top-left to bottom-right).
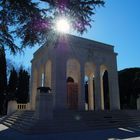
xmin=30 ymin=63 xmax=38 ymax=110
xmin=53 ymin=49 xmax=67 ymax=110
xmin=94 ymin=64 xmax=102 ymax=110
xmin=108 ymin=54 xmax=120 ymax=110
xmin=44 ymin=60 xmax=52 ymax=88
xmin=43 ymin=65 xmax=46 ymax=87
xmin=38 ymin=67 xmax=42 ymax=87
xmin=100 ymin=73 xmax=104 ymax=110
xmin=30 ymin=63 xmax=34 ymax=110
xmin=108 ymin=67 xmax=120 ymax=110
xmin=78 ymin=62 xmax=85 ymax=110
xmin=88 ymin=76 xmax=94 ymax=110
xmin=51 ymin=58 xmax=56 ymax=109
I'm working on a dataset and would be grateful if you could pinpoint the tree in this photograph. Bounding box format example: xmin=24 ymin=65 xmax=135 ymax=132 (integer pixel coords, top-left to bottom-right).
xmin=0 ymin=47 xmax=7 ymax=115
xmin=133 ymin=72 xmax=140 ymax=98
xmin=6 ymin=59 xmax=16 ymax=77
xmin=0 ymin=0 xmax=105 ymax=49
xmin=118 ymin=68 xmax=140 ymax=109
xmin=7 ymin=67 xmax=18 ymax=101
xmin=16 ymin=68 xmax=30 ymax=103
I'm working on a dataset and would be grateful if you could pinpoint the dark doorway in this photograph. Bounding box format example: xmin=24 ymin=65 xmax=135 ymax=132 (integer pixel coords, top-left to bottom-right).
xmin=85 ymin=81 xmax=88 ymax=107
xmin=84 ymin=78 xmax=95 ymax=110
xmin=67 ymin=77 xmax=78 ymax=109
xmin=103 ymin=70 xmax=110 ymax=110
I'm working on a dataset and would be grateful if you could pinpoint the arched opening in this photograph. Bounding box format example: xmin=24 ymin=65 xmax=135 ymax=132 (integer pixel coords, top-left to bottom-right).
xmin=67 ymin=77 xmax=74 ymax=83
xmin=84 ymin=76 xmax=88 ymax=110
xmin=45 ymin=60 xmax=52 ymax=88
xmin=66 ymin=59 xmax=80 ymax=109
xmin=41 ymin=73 xmax=45 ymax=87
xmin=100 ymin=65 xmax=110 ymax=110
xmin=85 ymin=62 xmax=95 ymax=111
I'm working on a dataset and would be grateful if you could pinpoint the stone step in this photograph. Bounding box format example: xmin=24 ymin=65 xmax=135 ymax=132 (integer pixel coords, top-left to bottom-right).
xmin=1 ymin=111 xmax=35 ymax=130
xmin=5 ymin=117 xmax=139 ymax=125
xmin=10 ymin=119 xmax=137 ymax=128
xmin=53 ymin=112 xmax=140 ymax=118
xmin=11 ymin=112 xmax=34 ymax=117
xmin=54 ymin=117 xmax=140 ymax=123
xmin=2 ymin=122 xmax=136 ymax=133
xmin=27 ymin=119 xmax=139 ymax=128
xmin=27 ymin=122 xmax=140 ymax=134
xmin=3 ymin=118 xmax=35 ymax=130
xmin=3 ymin=119 xmax=35 ymax=129
xmin=8 ymin=114 xmax=35 ymax=120
xmin=4 ymin=117 xmax=35 ymax=126
xmin=2 ymin=121 xmax=31 ymax=134
xmin=2 ymin=110 xmax=140 ymax=134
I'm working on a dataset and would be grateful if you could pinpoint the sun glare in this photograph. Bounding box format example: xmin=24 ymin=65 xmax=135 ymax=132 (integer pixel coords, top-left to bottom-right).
xmin=56 ymin=18 xmax=70 ymax=33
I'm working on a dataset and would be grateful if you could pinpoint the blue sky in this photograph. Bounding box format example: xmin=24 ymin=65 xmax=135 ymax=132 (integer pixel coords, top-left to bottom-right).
xmin=7 ymin=0 xmax=140 ymax=70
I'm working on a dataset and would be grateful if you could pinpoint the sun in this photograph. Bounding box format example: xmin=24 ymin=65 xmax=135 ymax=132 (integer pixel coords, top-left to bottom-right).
xmin=56 ymin=18 xmax=70 ymax=33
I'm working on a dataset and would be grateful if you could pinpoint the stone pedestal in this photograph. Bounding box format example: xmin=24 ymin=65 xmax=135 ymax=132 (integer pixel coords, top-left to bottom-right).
xmin=35 ymin=87 xmax=54 ymax=120
xmin=7 ymin=100 xmax=17 ymax=115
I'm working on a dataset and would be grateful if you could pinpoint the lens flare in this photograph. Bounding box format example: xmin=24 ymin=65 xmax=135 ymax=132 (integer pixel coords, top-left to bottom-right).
xmin=56 ymin=18 xmax=70 ymax=33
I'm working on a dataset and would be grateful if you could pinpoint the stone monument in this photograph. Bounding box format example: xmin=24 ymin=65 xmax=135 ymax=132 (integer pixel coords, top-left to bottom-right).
xmin=30 ymin=34 xmax=120 ymax=112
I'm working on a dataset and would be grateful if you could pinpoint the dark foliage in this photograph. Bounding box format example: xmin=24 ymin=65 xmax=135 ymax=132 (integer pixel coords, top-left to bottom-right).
xmin=118 ymin=68 xmax=140 ymax=109
xmin=0 ymin=0 xmax=105 ymax=49
xmin=16 ymin=68 xmax=30 ymax=103
xmin=0 ymin=47 xmax=7 ymax=115
xmin=0 ymin=0 xmax=43 ymax=51
xmin=7 ymin=67 xmax=18 ymax=101
xmin=0 ymin=65 xmax=30 ymax=115
xmin=41 ymin=0 xmax=105 ymax=34
xmin=0 ymin=47 xmax=7 ymax=93
xmin=133 ymin=72 xmax=140 ymax=97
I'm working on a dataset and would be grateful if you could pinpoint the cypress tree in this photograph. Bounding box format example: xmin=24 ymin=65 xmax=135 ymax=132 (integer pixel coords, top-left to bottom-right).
xmin=7 ymin=67 xmax=18 ymax=101
xmin=17 ymin=68 xmax=30 ymax=103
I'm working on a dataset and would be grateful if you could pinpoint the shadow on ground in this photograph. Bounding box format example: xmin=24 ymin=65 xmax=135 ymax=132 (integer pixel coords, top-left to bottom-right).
xmin=1 ymin=124 xmax=140 ymax=140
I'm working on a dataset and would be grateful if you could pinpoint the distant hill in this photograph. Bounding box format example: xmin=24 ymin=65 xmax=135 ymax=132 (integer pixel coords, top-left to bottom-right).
xmin=118 ymin=68 xmax=140 ymax=109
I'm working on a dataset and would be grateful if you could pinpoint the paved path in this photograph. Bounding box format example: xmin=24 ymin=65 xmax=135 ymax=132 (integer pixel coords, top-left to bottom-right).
xmin=1 ymin=124 xmax=140 ymax=140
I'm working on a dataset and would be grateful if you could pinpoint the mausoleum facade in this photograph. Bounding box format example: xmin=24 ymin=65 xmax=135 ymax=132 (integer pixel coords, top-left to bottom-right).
xmin=30 ymin=34 xmax=120 ymax=111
